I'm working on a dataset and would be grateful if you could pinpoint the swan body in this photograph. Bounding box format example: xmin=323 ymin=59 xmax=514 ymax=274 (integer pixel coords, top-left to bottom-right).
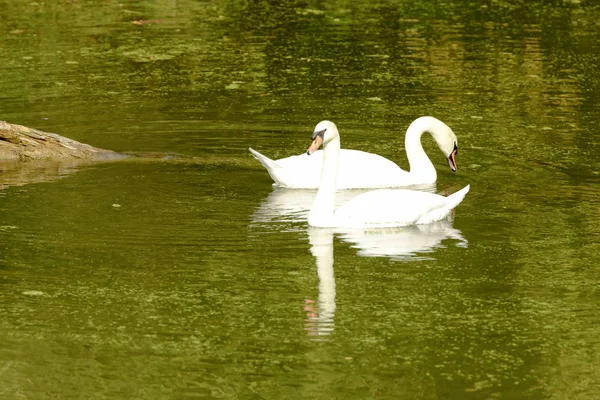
xmin=306 ymin=121 xmax=469 ymax=229
xmin=249 ymin=116 xmax=458 ymax=189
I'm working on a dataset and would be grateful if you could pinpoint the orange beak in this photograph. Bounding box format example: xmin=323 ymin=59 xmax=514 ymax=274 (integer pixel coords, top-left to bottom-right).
xmin=307 ymin=135 xmax=323 ymax=155
xmin=447 ymin=148 xmax=457 ymax=172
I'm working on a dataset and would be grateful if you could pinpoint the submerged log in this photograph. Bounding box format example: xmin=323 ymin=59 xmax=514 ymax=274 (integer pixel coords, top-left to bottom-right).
xmin=0 ymin=120 xmax=232 ymax=191
xmin=0 ymin=120 xmax=125 ymax=161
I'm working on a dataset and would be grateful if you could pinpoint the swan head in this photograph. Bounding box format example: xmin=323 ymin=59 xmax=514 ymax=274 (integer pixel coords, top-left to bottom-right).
xmin=307 ymin=120 xmax=338 ymax=155
xmin=426 ymin=118 xmax=459 ymax=172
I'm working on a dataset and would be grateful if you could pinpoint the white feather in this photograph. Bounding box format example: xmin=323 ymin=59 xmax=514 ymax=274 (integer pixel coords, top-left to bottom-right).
xmin=306 ymin=121 xmax=470 ymax=229
xmin=249 ymin=116 xmax=458 ymax=189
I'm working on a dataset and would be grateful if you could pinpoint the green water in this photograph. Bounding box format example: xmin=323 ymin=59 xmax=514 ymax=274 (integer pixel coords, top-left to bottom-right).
xmin=1 ymin=1 xmax=599 ymax=399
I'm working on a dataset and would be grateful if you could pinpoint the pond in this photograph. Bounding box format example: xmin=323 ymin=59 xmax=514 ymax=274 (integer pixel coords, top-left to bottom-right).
xmin=1 ymin=1 xmax=599 ymax=399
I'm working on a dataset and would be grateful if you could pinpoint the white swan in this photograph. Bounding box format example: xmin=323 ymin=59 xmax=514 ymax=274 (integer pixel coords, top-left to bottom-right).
xmin=249 ymin=116 xmax=458 ymax=189
xmin=306 ymin=121 xmax=470 ymax=228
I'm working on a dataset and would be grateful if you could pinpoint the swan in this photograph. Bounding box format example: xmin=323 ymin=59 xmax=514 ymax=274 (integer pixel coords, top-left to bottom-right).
xmin=248 ymin=116 xmax=459 ymax=189
xmin=306 ymin=121 xmax=470 ymax=228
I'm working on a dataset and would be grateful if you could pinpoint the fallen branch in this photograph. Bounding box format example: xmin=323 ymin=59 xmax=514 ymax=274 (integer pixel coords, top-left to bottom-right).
xmin=0 ymin=120 xmax=124 ymax=161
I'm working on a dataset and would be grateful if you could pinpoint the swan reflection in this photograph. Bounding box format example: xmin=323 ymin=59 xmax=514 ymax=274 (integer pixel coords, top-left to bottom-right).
xmin=304 ymin=220 xmax=467 ymax=338
xmin=251 ymin=184 xmax=436 ymax=224
xmin=251 ymin=187 xmax=466 ymax=338
xmin=304 ymin=228 xmax=336 ymax=338
xmin=337 ymin=220 xmax=467 ymax=261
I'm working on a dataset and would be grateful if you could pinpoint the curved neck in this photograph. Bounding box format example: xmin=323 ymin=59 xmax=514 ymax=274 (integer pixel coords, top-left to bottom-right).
xmin=308 ymin=135 xmax=340 ymax=227
xmin=404 ymin=117 xmax=439 ymax=182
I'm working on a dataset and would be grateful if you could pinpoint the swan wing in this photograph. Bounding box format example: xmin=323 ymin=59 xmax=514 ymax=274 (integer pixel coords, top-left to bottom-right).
xmin=276 ymin=149 xmax=408 ymax=189
xmin=336 ymin=150 xmax=410 ymax=189
xmin=334 ymin=185 xmax=469 ymax=228
xmin=251 ymin=147 xmax=411 ymax=189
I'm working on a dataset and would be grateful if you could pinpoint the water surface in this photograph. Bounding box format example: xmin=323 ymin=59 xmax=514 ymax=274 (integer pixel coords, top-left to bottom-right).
xmin=1 ymin=1 xmax=599 ymax=399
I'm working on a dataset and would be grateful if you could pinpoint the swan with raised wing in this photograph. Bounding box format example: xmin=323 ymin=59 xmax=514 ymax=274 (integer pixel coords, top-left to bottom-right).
xmin=249 ymin=116 xmax=458 ymax=189
xmin=306 ymin=121 xmax=469 ymax=228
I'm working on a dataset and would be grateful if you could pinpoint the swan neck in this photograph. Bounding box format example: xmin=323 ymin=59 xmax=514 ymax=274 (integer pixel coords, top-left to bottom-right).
xmin=308 ymin=136 xmax=340 ymax=227
xmin=405 ymin=119 xmax=437 ymax=182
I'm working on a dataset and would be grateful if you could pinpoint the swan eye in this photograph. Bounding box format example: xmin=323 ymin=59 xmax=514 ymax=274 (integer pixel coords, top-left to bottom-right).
xmin=453 ymin=142 xmax=458 ymax=154
xmin=312 ymin=129 xmax=326 ymax=140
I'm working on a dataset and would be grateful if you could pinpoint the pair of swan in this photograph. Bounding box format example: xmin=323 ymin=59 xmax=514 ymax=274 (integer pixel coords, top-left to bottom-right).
xmin=248 ymin=116 xmax=458 ymax=189
xmin=250 ymin=117 xmax=470 ymax=228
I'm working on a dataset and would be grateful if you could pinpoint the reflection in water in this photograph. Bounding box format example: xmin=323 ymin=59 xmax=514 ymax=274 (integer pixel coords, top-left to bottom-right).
xmin=251 ymin=184 xmax=437 ymax=224
xmin=337 ymin=220 xmax=467 ymax=261
xmin=305 ymin=228 xmax=336 ymax=338
xmin=251 ymin=187 xmax=362 ymax=223
xmin=304 ymin=219 xmax=467 ymax=338
xmin=2 ymin=0 xmax=600 ymax=397
xmin=0 ymin=160 xmax=91 ymax=191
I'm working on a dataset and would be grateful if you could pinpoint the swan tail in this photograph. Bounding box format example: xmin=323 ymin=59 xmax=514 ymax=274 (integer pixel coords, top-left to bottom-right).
xmin=248 ymin=148 xmax=286 ymax=185
xmin=445 ymin=184 xmax=470 ymax=210
xmin=416 ymin=184 xmax=470 ymax=224
xmin=249 ymin=148 xmax=280 ymax=170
